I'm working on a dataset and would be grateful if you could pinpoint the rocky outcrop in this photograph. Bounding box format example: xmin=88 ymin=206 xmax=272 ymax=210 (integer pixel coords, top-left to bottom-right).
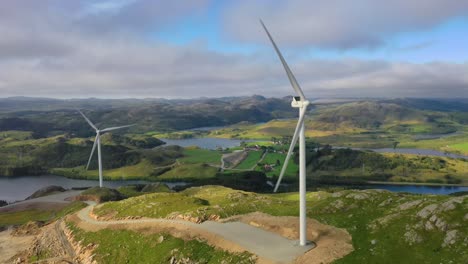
xmin=167 ymin=211 xmax=220 ymax=224
xmin=442 ymin=230 xmax=458 ymax=247
xmin=26 ymin=185 xmax=65 ymax=200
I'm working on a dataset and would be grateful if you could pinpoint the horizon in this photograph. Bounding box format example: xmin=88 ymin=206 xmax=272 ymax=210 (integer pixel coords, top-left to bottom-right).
xmin=0 ymin=1 xmax=467 ymax=98
xmin=2 ymin=95 xmax=468 ymax=101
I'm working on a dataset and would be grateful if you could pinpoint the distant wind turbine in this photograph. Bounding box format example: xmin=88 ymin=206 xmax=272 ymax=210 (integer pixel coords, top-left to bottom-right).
xmin=260 ymin=19 xmax=311 ymax=246
xmin=78 ymin=110 xmax=134 ymax=188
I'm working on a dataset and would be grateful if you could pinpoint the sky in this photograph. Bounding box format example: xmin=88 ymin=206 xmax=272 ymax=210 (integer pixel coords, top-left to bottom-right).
xmin=0 ymin=0 xmax=468 ymax=99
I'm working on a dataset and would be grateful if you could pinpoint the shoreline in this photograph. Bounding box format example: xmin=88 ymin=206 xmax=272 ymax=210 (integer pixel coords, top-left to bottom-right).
xmin=365 ymin=180 xmax=468 ymax=187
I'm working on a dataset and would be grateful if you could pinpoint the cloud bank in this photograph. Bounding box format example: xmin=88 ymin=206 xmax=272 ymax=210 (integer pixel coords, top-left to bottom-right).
xmin=0 ymin=0 xmax=467 ymax=99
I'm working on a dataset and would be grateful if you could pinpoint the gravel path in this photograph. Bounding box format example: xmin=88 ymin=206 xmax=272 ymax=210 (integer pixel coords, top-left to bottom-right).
xmin=77 ymin=202 xmax=314 ymax=263
xmin=1 ymin=190 xmax=83 ymax=211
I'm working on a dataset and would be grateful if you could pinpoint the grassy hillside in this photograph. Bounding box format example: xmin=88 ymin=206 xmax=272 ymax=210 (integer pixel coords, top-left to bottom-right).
xmin=305 ymin=148 xmax=468 ymax=184
xmin=0 ymin=201 xmax=86 ymax=227
xmin=207 ymin=101 xmax=468 ymax=155
xmin=67 ymin=222 xmax=254 ymax=264
xmin=93 ymin=186 xmax=468 ymax=264
xmin=0 ymin=96 xmax=295 ymax=137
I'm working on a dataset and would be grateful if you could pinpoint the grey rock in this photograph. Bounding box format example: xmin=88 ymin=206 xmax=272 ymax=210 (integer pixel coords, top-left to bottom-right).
xmin=346 ymin=192 xmax=369 ymax=200
xmin=378 ymin=198 xmax=393 ymax=207
xmin=425 ymin=221 xmax=434 ymax=230
xmin=157 ymin=235 xmax=164 ymax=243
xmin=435 ymin=218 xmax=447 ymax=231
xmin=417 ymin=204 xmax=438 ymax=218
xmin=331 ymin=191 xmax=345 ymax=198
xmin=440 ymin=197 xmax=464 ymax=212
xmin=398 ymin=200 xmax=423 ymax=211
xmin=404 ymin=229 xmax=423 ymax=245
xmin=442 ymin=230 xmax=458 ymax=247
xmin=330 ymin=199 xmax=344 ymax=210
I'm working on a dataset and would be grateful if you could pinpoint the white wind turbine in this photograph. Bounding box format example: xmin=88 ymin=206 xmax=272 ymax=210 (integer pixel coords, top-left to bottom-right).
xmin=260 ymin=20 xmax=310 ymax=246
xmin=78 ymin=110 xmax=134 ymax=188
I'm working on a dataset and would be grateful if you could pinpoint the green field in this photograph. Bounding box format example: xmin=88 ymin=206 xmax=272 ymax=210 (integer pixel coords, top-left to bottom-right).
xmin=449 ymin=142 xmax=468 ymax=153
xmin=234 ymin=151 xmax=264 ymax=170
xmin=51 ymin=159 xmax=157 ymax=180
xmin=93 ymin=186 xmax=468 ymax=264
xmin=179 ymin=147 xmax=222 ymax=165
xmin=157 ymin=164 xmax=218 ymax=181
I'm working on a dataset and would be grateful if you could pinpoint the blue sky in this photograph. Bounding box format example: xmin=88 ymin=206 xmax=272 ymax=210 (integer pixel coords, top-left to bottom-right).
xmin=0 ymin=0 xmax=467 ymax=98
xmin=155 ymin=4 xmax=468 ymax=63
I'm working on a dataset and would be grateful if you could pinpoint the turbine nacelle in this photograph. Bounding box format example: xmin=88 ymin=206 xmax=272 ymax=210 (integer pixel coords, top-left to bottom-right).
xmin=291 ymin=97 xmax=309 ymax=108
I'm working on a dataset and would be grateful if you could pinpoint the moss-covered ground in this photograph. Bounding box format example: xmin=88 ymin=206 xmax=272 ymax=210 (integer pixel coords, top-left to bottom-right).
xmin=66 ymin=222 xmax=254 ymax=264
xmin=0 ymin=201 xmax=86 ymax=227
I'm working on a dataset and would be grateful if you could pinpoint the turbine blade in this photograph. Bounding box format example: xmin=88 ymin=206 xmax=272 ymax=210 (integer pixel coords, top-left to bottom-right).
xmin=100 ymin=124 xmax=135 ymax=132
xmin=77 ymin=109 xmax=98 ymax=130
xmin=86 ymin=134 xmax=98 ymax=170
xmin=274 ymin=108 xmax=307 ymax=192
xmin=260 ymin=19 xmax=305 ymax=101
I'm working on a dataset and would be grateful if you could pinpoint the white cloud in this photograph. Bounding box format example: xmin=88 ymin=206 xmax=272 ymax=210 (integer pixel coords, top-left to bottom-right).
xmin=222 ymin=0 xmax=468 ymax=49
xmin=0 ymin=0 xmax=467 ymax=99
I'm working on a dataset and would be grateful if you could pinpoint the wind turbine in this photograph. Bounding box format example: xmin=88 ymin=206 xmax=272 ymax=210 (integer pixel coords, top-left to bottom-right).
xmin=260 ymin=20 xmax=310 ymax=246
xmin=78 ymin=110 xmax=134 ymax=188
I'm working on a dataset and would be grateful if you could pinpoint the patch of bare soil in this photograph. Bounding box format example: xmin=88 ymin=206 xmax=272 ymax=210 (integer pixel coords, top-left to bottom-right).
xmin=0 ymin=228 xmax=35 ymax=263
xmin=223 ymin=212 xmax=354 ymax=264
xmin=223 ymin=151 xmax=248 ymax=168
xmin=11 ymin=221 xmax=44 ymax=236
xmin=26 ymin=221 xmax=76 ymax=263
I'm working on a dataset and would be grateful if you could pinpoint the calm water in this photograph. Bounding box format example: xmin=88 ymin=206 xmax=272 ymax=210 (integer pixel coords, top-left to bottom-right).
xmin=370 ymin=148 xmax=468 ymax=159
xmin=2 ymin=175 xmax=466 ymax=204
xmin=0 ymin=175 xmax=187 ymax=203
xmin=161 ymin=137 xmax=256 ymax=149
xmin=358 ymin=184 xmax=468 ymax=195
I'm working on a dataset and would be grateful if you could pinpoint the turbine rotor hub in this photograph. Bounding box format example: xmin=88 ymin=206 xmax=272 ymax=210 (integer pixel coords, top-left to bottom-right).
xmin=291 ymin=98 xmax=309 ymax=108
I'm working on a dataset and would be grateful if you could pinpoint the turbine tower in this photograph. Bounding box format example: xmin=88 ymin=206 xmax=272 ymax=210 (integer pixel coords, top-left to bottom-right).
xmin=78 ymin=110 xmax=134 ymax=188
xmin=260 ymin=20 xmax=309 ymax=246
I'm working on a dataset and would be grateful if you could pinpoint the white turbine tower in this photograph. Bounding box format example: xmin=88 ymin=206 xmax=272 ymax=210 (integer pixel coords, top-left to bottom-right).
xmin=260 ymin=20 xmax=310 ymax=246
xmin=78 ymin=110 xmax=134 ymax=188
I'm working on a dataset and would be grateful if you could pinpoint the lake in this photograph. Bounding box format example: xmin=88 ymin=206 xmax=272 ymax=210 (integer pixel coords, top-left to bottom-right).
xmin=358 ymin=184 xmax=468 ymax=195
xmin=2 ymin=175 xmax=466 ymax=204
xmin=161 ymin=137 xmax=256 ymax=149
xmin=0 ymin=175 xmax=187 ymax=203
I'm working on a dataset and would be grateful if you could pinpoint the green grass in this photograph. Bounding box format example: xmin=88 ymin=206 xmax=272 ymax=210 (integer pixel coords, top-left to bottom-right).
xmin=117 ymin=183 xmax=172 ymax=198
xmin=81 ymin=187 xmax=123 ymax=202
xmin=66 ymin=222 xmax=254 ymax=264
xmin=234 ymin=151 xmax=263 ymax=170
xmin=180 ymin=147 xmax=222 ymax=165
xmin=51 ymin=159 xmax=157 ymax=180
xmin=157 ymin=164 xmax=218 ymax=181
xmin=94 ymin=186 xmax=468 ymax=264
xmin=451 ymin=142 xmax=468 ymax=152
xmin=95 ymin=186 xmax=298 ymax=220
xmin=0 ymin=201 xmax=86 ymax=227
